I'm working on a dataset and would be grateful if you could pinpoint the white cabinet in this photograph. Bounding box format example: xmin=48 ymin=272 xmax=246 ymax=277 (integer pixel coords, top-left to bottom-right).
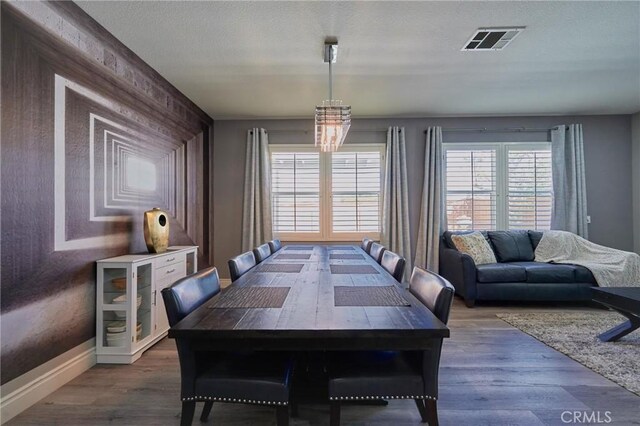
xmin=96 ymin=246 xmax=197 ymax=364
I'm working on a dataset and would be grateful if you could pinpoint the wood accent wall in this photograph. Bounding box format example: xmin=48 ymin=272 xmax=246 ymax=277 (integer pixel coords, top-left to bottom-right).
xmin=0 ymin=1 xmax=212 ymax=384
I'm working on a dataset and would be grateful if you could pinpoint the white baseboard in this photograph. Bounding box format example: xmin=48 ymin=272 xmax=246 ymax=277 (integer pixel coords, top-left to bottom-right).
xmin=0 ymin=339 xmax=96 ymax=424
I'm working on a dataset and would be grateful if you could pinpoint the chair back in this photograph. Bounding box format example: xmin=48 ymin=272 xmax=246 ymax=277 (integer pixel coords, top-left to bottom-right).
xmin=368 ymin=242 xmax=386 ymax=263
xmin=380 ymin=250 xmax=406 ymax=282
xmin=361 ymin=237 xmax=373 ymax=252
xmin=409 ymin=267 xmax=455 ymax=324
xmin=161 ymin=267 xmax=221 ymax=326
xmin=253 ymin=243 xmax=272 ymax=263
xmin=228 ymin=250 xmax=257 ymax=282
xmin=268 ymin=239 xmax=282 ymax=253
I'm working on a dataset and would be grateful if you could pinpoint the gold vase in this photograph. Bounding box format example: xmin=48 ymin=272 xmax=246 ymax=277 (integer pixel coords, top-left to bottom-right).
xmin=143 ymin=208 xmax=169 ymax=253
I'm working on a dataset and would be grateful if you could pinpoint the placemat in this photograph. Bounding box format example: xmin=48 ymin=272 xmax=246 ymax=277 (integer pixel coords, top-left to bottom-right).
xmin=334 ymin=286 xmax=410 ymax=307
xmin=209 ymin=287 xmax=290 ymax=309
xmin=277 ymin=253 xmax=311 ymax=260
xmin=330 ymin=264 xmax=379 ymax=274
xmin=330 ymin=253 xmax=364 ymax=260
xmin=257 ymin=263 xmax=304 ymax=273
xmin=328 ymin=246 xmax=354 ymax=250
xmin=285 ymin=246 xmax=314 ymax=251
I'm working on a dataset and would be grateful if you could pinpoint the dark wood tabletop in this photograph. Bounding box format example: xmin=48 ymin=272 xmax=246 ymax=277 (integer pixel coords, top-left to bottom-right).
xmin=168 ymin=245 xmax=450 ymax=351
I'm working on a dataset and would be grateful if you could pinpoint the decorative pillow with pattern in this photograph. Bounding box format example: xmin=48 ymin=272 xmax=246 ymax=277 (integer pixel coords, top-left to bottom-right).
xmin=451 ymin=231 xmax=497 ymax=265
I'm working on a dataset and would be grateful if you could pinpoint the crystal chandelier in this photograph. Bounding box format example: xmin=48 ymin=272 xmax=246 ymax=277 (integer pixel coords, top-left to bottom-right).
xmin=315 ymin=41 xmax=351 ymax=152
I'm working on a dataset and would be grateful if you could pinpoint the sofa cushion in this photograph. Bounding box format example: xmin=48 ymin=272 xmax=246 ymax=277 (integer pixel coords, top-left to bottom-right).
xmin=528 ymin=231 xmax=544 ymax=251
xmin=487 ymin=231 xmax=534 ymax=262
xmin=451 ymin=232 xmax=497 ymax=265
xmin=476 ymin=263 xmax=527 ymax=283
xmin=573 ymin=265 xmax=596 ymax=283
xmin=510 ymin=261 xmax=576 ymax=283
xmin=442 ymin=230 xmax=491 ymax=250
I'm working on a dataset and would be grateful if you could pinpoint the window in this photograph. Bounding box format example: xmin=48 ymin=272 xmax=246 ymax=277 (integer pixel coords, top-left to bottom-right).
xmin=443 ymin=143 xmax=552 ymax=231
xmin=271 ymin=151 xmax=320 ymax=233
xmin=270 ymin=145 xmax=384 ymax=241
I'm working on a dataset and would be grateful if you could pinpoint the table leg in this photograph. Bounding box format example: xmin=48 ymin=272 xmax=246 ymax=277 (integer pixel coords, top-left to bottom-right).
xmin=596 ymin=307 xmax=640 ymax=342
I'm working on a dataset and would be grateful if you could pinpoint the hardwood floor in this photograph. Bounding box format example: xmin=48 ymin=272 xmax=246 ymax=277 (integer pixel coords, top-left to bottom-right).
xmin=8 ymin=300 xmax=640 ymax=425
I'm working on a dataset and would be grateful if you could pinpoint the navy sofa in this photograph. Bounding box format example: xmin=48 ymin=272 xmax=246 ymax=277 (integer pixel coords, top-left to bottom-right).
xmin=439 ymin=230 xmax=597 ymax=307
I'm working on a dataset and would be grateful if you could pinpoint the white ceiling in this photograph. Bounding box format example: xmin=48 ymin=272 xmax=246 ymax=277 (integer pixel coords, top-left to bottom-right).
xmin=76 ymin=1 xmax=640 ymax=119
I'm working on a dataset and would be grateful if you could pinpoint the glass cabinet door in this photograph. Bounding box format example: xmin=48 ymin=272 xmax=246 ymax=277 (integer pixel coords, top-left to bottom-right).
xmin=135 ymin=263 xmax=153 ymax=344
xmin=186 ymin=251 xmax=196 ymax=275
xmin=102 ymin=266 xmax=130 ymax=349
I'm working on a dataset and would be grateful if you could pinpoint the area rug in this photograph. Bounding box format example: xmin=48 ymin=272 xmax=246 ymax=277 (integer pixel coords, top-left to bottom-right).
xmin=497 ymin=311 xmax=640 ymax=396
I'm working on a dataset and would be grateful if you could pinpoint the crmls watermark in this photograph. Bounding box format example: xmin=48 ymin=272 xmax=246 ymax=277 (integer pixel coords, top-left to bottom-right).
xmin=561 ymin=411 xmax=612 ymax=424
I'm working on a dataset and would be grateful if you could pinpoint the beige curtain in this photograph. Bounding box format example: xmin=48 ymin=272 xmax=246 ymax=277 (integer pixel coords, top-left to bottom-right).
xmin=551 ymin=124 xmax=589 ymax=238
xmin=415 ymin=127 xmax=444 ymax=272
xmin=241 ymin=128 xmax=272 ymax=251
xmin=381 ymin=127 xmax=412 ymax=281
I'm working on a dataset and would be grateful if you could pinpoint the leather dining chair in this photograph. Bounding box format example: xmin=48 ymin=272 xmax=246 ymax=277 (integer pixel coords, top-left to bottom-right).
xmin=361 ymin=237 xmax=373 ymax=253
xmin=162 ymin=267 xmax=293 ymax=426
xmin=380 ymin=250 xmax=406 ymax=283
xmin=269 ymin=239 xmax=283 ymax=253
xmin=228 ymin=250 xmax=257 ymax=282
xmin=368 ymin=242 xmax=386 ymax=263
xmin=327 ymin=267 xmax=454 ymax=426
xmin=254 ymin=243 xmax=272 ymax=263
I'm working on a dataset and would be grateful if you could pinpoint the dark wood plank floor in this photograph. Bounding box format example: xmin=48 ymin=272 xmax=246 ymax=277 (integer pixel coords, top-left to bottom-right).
xmin=8 ymin=300 xmax=640 ymax=425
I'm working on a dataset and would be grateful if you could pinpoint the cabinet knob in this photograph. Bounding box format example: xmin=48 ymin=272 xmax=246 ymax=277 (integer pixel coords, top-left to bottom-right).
xmin=166 ymin=257 xmax=175 ymax=262
xmin=166 ymin=269 xmax=175 ymax=274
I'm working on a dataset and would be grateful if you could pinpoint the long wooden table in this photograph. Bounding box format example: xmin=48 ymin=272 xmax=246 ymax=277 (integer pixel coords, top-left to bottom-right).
xmin=169 ymin=245 xmax=449 ymax=351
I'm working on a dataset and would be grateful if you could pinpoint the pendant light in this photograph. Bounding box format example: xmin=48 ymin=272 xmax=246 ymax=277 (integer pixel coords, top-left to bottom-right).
xmin=315 ymin=40 xmax=351 ymax=152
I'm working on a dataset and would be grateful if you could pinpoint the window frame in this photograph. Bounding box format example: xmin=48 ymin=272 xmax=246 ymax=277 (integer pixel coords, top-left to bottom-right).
xmin=269 ymin=143 xmax=386 ymax=242
xmin=442 ymin=141 xmax=552 ymax=231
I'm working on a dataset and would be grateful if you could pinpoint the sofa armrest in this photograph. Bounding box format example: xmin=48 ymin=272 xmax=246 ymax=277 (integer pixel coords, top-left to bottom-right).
xmin=439 ymin=247 xmax=478 ymax=306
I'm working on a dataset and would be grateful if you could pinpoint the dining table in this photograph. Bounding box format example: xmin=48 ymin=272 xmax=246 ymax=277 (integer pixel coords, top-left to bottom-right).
xmin=168 ymin=245 xmax=450 ymax=352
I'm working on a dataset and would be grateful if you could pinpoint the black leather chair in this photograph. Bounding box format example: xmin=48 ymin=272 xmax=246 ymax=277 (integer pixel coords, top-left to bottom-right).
xmin=254 ymin=243 xmax=272 ymax=263
xmin=327 ymin=267 xmax=454 ymax=426
xmin=361 ymin=237 xmax=373 ymax=253
xmin=368 ymin=242 xmax=386 ymax=263
xmin=269 ymin=239 xmax=283 ymax=253
xmin=228 ymin=251 xmax=257 ymax=282
xmin=162 ymin=267 xmax=293 ymax=426
xmin=380 ymin=250 xmax=406 ymax=283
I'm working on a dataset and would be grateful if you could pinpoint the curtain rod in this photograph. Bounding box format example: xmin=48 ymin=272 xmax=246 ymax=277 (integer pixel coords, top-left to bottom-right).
xmin=427 ymin=126 xmax=559 ymax=134
xmin=263 ymin=129 xmax=388 ymax=134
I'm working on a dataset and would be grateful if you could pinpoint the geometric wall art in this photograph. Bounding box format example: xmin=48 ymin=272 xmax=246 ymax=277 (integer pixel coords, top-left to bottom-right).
xmin=54 ymin=74 xmax=189 ymax=251
xmin=2 ymin=3 xmax=211 ymax=386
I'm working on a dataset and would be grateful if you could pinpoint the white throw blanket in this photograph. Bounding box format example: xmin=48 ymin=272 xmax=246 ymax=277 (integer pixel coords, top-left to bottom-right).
xmin=534 ymin=230 xmax=640 ymax=287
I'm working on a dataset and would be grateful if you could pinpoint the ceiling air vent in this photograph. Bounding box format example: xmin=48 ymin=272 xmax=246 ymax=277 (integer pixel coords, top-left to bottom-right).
xmin=462 ymin=27 xmax=524 ymax=51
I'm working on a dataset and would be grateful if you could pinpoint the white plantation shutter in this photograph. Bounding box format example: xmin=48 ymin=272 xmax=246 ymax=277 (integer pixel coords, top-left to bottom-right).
xmin=507 ymin=148 xmax=553 ymax=230
xmin=443 ymin=143 xmax=553 ymax=232
xmin=271 ymin=152 xmax=320 ymax=233
xmin=269 ymin=145 xmax=384 ymax=240
xmin=331 ymin=151 xmax=382 ymax=233
xmin=445 ymin=149 xmax=497 ymax=230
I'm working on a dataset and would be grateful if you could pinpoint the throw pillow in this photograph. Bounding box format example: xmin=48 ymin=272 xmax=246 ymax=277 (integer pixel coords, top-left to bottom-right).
xmin=451 ymin=231 xmax=497 ymax=265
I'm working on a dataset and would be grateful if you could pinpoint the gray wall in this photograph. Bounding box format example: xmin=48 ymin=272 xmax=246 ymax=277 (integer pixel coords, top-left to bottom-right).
xmin=632 ymin=112 xmax=640 ymax=254
xmin=213 ymin=115 xmax=634 ymax=278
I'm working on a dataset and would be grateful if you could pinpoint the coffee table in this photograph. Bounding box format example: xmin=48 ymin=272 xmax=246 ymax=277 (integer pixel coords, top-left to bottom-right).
xmin=591 ymin=287 xmax=640 ymax=342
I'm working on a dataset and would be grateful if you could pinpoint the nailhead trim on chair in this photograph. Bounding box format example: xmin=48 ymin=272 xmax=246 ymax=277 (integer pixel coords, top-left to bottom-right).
xmin=182 ymin=396 xmax=288 ymax=405
xmin=329 ymin=395 xmax=436 ymax=401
